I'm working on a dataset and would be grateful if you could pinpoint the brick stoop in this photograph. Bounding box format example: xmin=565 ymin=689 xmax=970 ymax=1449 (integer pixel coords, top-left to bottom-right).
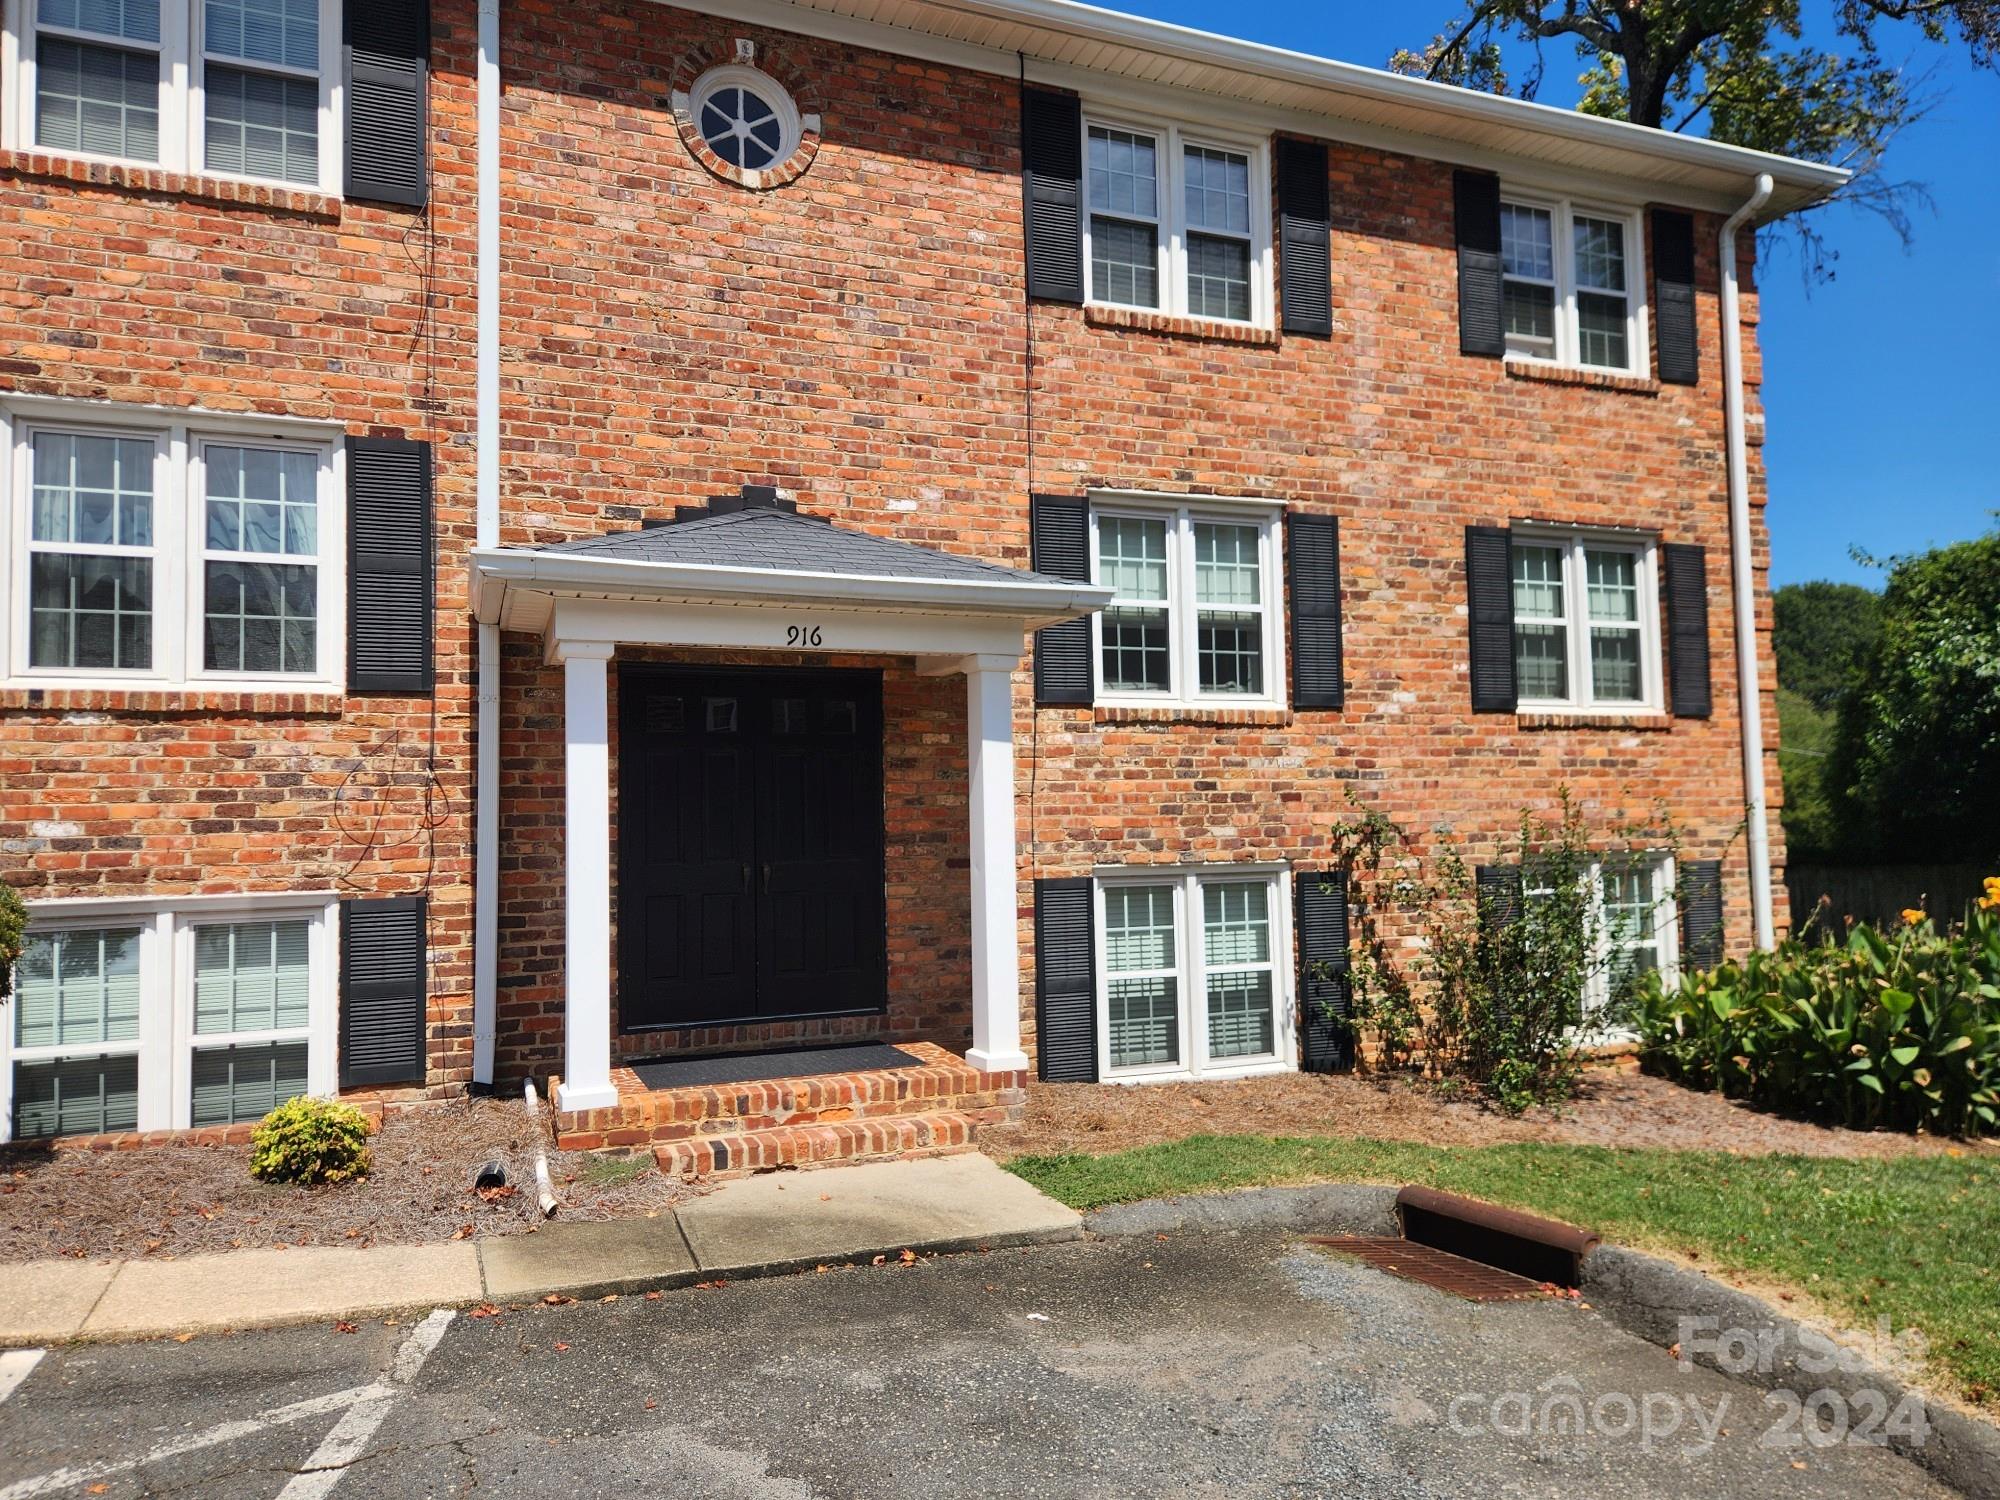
xmin=552 ymin=1041 xmax=1027 ymax=1179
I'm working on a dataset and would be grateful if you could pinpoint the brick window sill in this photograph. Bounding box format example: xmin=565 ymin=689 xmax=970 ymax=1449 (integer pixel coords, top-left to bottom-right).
xmin=1505 ymin=360 xmax=1661 ymax=397
xmin=0 ymin=687 xmax=344 ymax=716
xmin=1084 ymin=305 xmax=1281 ymax=346
xmin=1517 ymin=711 xmax=1675 ymax=732
xmin=1094 ymin=704 xmax=1295 ymax=727
xmin=0 ymin=150 xmax=340 ymax=219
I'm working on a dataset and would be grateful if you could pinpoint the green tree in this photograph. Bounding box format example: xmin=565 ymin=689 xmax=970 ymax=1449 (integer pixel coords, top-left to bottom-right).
xmin=1774 ymin=580 xmax=1881 ymax=709
xmin=1393 ymin=2 xmax=2000 ymax=272
xmin=1828 ymin=528 xmax=2000 ymax=860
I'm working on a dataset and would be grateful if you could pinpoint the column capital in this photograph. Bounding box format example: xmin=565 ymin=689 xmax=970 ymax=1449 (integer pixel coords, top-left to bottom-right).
xmin=960 ymin=651 xmax=1024 ymax=676
xmin=549 ymin=637 xmax=617 ymax=666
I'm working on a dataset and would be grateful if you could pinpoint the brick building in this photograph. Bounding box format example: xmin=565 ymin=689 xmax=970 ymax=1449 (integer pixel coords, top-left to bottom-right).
xmin=0 ymin=0 xmax=1841 ymax=1159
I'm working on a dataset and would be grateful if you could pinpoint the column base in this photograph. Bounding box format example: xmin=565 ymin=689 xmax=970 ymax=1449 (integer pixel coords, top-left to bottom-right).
xmin=556 ymin=1079 xmax=621 ymax=1113
xmin=965 ymin=1046 xmax=1031 ymax=1076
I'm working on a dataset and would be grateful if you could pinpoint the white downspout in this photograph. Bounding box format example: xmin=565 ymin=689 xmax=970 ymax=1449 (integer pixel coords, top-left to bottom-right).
xmin=1720 ymin=171 xmax=1776 ymax=950
xmin=472 ymin=0 xmax=502 ymax=1087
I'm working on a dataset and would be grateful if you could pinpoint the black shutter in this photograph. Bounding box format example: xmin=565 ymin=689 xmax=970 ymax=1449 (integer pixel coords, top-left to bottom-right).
xmin=1276 ymin=137 xmax=1332 ymax=337
xmin=1287 ymin=512 xmax=1343 ymax=709
xmin=1034 ymin=878 xmax=1097 ymax=1082
xmin=1021 ymin=87 xmax=1084 ymax=304
xmin=1296 ymin=869 xmax=1354 ymax=1073
xmin=1030 ymin=494 xmax=1092 ymax=706
xmin=1465 ymin=525 xmax=1516 ymax=713
xmin=344 ymin=0 xmax=430 ymax=207
xmin=1662 ymin=542 xmax=1712 ymax=718
xmin=1679 ymin=859 xmax=1725 ymax=970
xmin=347 ymin=436 xmax=434 ymax=694
xmin=1453 ymin=169 xmax=1504 ymax=357
xmin=1651 ymin=209 xmax=1698 ymax=385
xmin=339 ymin=896 xmax=427 ymax=1087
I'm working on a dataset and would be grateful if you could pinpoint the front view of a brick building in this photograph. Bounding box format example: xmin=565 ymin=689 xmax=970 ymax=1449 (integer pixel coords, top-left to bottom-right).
xmin=0 ymin=0 xmax=1842 ymax=1157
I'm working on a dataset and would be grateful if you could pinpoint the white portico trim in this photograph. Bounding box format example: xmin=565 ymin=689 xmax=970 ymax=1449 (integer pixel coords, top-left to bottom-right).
xmin=467 ymin=494 xmax=1111 ymax=1111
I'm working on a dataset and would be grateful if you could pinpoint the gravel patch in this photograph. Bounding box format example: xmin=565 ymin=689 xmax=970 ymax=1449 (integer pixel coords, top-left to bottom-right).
xmin=982 ymin=1060 xmax=1992 ymax=1161
xmin=0 ymin=1096 xmax=695 ymax=1264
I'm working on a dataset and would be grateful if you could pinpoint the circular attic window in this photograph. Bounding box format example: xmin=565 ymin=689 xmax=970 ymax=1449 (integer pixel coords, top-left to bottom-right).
xmin=691 ymin=66 xmax=800 ymax=174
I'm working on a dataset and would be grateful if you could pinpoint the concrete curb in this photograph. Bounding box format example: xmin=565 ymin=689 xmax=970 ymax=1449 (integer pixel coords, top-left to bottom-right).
xmin=1084 ymin=1183 xmax=1400 ymax=1239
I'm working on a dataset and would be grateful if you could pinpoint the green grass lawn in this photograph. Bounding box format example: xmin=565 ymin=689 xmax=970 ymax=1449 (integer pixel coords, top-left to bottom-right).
xmin=1006 ymin=1135 xmax=1999 ymax=1409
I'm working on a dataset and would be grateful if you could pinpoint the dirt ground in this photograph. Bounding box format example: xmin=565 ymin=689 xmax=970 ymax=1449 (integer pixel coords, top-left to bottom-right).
xmin=981 ymin=1058 xmax=1995 ymax=1162
xmin=0 ymin=1096 xmax=694 ymax=1264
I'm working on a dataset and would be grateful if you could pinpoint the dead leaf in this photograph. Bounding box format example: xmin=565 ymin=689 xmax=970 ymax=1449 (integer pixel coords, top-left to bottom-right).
xmin=543 ymin=1293 xmax=575 ymax=1306
xmin=87 ymin=1486 xmax=110 ymax=1495
xmin=173 ymin=1333 xmax=194 ymax=1343
xmin=468 ymin=1302 xmax=502 ymax=1319
xmin=643 ymin=1290 xmax=661 ymax=1301
xmin=553 ymin=1341 xmax=571 ymax=1352
xmin=450 ymin=1224 xmax=476 ymax=1241
xmin=871 ymin=1255 xmax=887 ymax=1266
xmin=695 ymin=1279 xmax=727 ymax=1291
xmin=599 ymin=1293 xmax=619 ymax=1304
xmin=334 ymin=1321 xmax=358 ymax=1334
xmin=477 ymin=1185 xmax=518 ymax=1203
xmin=643 ymin=1398 xmax=657 ymax=1411
xmin=898 ymin=1249 xmax=917 ymax=1264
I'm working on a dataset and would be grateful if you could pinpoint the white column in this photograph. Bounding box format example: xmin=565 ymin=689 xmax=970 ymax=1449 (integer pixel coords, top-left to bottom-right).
xmin=963 ymin=653 xmax=1030 ymax=1074
xmin=556 ymin=640 xmax=619 ymax=1111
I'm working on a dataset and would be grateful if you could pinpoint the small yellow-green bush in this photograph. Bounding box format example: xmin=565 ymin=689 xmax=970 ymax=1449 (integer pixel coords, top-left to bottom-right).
xmin=1638 ymin=888 xmax=2000 ymax=1137
xmin=249 ymin=1096 xmax=373 ymax=1186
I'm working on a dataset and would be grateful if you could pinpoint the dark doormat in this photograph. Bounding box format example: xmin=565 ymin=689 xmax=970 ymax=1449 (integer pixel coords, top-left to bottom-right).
xmin=628 ymin=1043 xmax=923 ymax=1091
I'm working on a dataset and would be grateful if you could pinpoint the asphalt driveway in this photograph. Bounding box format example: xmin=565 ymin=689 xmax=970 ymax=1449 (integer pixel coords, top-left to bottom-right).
xmin=0 ymin=1229 xmax=1959 ymax=1499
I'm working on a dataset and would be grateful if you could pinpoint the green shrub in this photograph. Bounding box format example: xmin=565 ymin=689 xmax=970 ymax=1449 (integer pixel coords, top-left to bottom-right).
xmin=0 ymin=881 xmax=28 ymax=1008
xmin=1638 ymin=893 xmax=2000 ymax=1137
xmin=249 ymin=1096 xmax=374 ymax=1185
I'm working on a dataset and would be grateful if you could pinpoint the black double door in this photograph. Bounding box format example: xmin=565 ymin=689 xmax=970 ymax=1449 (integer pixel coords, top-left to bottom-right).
xmin=617 ymin=667 xmax=888 ymax=1031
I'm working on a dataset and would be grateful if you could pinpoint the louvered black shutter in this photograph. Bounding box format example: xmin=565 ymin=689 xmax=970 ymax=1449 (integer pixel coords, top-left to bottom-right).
xmin=1651 ymin=209 xmax=1698 ymax=385
xmin=1465 ymin=525 xmax=1516 ymax=713
xmin=1021 ymin=87 xmax=1084 ymax=304
xmin=1296 ymin=869 xmax=1354 ymax=1073
xmin=344 ymin=0 xmax=430 ymax=206
xmin=1030 ymin=494 xmax=1092 ymax=706
xmin=1287 ymin=512 xmax=1343 ymax=709
xmin=347 ymin=436 xmax=433 ymax=693
xmin=1454 ymin=169 xmax=1504 ymax=357
xmin=1276 ymin=137 xmax=1332 ymax=337
xmin=1034 ymin=878 xmax=1097 ymax=1082
xmin=1679 ymin=859 xmax=1725 ymax=970
xmin=1662 ymin=542 xmax=1712 ymax=718
xmin=340 ymin=896 xmax=427 ymax=1087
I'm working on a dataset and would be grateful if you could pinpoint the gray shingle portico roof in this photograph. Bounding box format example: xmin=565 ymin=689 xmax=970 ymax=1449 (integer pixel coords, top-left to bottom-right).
xmin=466 ymin=488 xmax=1113 ymax=633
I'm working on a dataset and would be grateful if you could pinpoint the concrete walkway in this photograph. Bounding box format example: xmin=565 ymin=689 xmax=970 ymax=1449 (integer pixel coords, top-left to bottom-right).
xmin=0 ymin=1154 xmax=1079 ymax=1347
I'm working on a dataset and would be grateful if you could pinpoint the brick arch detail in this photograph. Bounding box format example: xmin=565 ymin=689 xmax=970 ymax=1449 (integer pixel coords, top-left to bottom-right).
xmin=669 ymin=38 xmax=824 ymax=191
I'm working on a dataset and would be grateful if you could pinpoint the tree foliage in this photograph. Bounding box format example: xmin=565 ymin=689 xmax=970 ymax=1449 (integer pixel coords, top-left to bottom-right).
xmin=1774 ymin=580 xmax=1882 ymax=710
xmin=1827 ymin=528 xmax=2000 ymax=860
xmin=1393 ymin=2 xmax=2000 ymax=273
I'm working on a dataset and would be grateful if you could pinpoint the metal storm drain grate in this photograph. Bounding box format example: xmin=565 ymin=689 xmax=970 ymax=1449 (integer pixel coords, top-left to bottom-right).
xmin=1307 ymin=1236 xmax=1555 ymax=1302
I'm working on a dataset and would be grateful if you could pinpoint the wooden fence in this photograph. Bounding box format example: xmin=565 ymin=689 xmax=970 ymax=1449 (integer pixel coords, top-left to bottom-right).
xmin=1786 ymin=862 xmax=1992 ymax=933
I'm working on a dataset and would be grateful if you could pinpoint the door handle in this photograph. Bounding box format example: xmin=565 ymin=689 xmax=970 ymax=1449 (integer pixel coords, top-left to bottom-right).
xmin=741 ymin=864 xmax=751 ymax=894
xmin=761 ymin=863 xmax=771 ymax=895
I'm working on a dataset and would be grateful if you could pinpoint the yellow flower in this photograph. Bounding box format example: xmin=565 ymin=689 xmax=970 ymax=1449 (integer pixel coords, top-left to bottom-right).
xmin=1980 ymin=876 xmax=2000 ymax=911
xmin=1900 ymin=908 xmax=1925 ymax=927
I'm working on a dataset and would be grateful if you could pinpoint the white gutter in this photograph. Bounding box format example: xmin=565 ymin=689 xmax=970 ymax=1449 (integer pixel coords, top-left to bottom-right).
xmin=472 ymin=0 xmax=501 ymax=1088
xmin=1720 ymin=171 xmax=1776 ymax=950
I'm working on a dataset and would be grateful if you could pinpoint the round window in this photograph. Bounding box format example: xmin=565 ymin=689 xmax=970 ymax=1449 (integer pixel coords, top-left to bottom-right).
xmin=691 ymin=66 xmax=800 ymax=173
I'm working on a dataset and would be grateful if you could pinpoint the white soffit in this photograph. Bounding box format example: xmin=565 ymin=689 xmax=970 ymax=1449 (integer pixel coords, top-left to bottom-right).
xmin=663 ymin=0 xmax=1847 ymax=215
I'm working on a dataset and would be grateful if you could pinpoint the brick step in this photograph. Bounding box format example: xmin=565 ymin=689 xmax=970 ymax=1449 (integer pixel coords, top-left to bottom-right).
xmin=651 ymin=1106 xmax=1007 ymax=1179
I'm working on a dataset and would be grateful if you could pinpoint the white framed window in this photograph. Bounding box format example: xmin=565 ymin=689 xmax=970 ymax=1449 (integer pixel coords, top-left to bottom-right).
xmin=688 ymin=63 xmax=801 ymax=173
xmin=1 ymin=0 xmax=342 ymax=193
xmin=1510 ymin=529 xmax=1661 ymax=713
xmin=0 ymin=399 xmax=345 ymax=692
xmin=1500 ymin=192 xmax=1647 ymax=375
xmin=1089 ymin=493 xmax=1284 ymax=709
xmin=1095 ymin=866 xmax=1295 ymax=1081
xmin=2 ymin=894 xmax=339 ymax=1141
xmin=1523 ymin=855 xmax=1678 ymax=1035
xmin=1082 ymin=109 xmax=1272 ymax=327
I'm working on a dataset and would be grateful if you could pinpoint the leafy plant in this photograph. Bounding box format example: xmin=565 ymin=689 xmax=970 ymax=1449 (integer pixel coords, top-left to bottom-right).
xmin=0 ymin=882 xmax=26 ymax=1009
xmin=248 ymin=1096 xmax=374 ymax=1186
xmin=1638 ymin=887 xmax=2000 ymax=1136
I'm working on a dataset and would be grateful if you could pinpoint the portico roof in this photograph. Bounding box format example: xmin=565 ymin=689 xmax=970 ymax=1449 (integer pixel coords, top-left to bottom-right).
xmin=467 ymin=489 xmax=1113 ymax=637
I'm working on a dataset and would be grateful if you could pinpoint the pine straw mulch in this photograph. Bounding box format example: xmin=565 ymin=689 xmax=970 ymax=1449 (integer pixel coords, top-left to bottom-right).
xmin=0 ymin=1095 xmax=696 ymax=1265
xmin=980 ymin=1059 xmax=1997 ymax=1163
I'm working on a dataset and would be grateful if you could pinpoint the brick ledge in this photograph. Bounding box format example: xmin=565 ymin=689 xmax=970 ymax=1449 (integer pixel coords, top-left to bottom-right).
xmin=1094 ymin=704 xmax=1295 ymax=727
xmin=1083 ymin=305 xmax=1281 ymax=346
xmin=0 ymin=687 xmax=345 ymax=716
xmin=0 ymin=150 xmax=340 ymax=218
xmin=1517 ymin=711 xmax=1675 ymax=732
xmin=1505 ymin=360 xmax=1662 ymax=396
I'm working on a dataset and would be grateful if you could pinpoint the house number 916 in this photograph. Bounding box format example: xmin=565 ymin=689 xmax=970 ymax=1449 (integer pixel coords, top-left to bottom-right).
xmin=786 ymin=625 xmax=824 ymax=647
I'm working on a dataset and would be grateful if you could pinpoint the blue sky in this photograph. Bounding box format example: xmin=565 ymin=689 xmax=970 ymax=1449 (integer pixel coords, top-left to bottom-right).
xmin=1097 ymin=1 xmax=1999 ymax=586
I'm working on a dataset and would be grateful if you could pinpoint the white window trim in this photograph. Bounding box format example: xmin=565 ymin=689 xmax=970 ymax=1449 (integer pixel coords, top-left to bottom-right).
xmin=1088 ymin=491 xmax=1286 ymax=711
xmin=0 ymin=399 xmax=347 ymax=693
xmin=1524 ymin=855 xmax=1679 ymax=1043
xmin=1511 ymin=526 xmax=1663 ymax=716
xmin=1081 ymin=106 xmax=1274 ymax=329
xmin=1093 ymin=863 xmax=1297 ymax=1083
xmin=1 ymin=0 xmax=343 ymax=195
xmin=1499 ymin=189 xmax=1648 ymax=377
xmin=688 ymin=62 xmax=803 ymax=173
xmin=1 ymin=892 xmax=340 ymax=1142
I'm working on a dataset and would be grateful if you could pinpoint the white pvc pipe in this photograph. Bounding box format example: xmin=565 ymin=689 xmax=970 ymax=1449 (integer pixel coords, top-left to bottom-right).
xmin=1719 ymin=172 xmax=1776 ymax=949
xmin=471 ymin=0 xmax=502 ymax=1086
xmin=523 ymin=1078 xmax=559 ymax=1217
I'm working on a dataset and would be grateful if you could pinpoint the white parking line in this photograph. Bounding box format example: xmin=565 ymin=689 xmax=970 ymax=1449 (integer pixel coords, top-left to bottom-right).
xmin=276 ymin=1308 xmax=456 ymax=1499
xmin=0 ymin=1351 xmax=44 ymax=1406
xmin=0 ymin=1309 xmax=457 ymax=1500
